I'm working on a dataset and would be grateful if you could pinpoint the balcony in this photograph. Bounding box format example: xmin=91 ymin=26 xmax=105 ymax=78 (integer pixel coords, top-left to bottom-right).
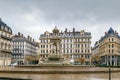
xmin=0 ymin=34 xmax=12 ymax=41
xmin=1 ymin=49 xmax=11 ymax=53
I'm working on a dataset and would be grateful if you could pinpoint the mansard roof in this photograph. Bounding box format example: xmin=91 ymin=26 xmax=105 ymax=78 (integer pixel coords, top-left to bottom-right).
xmin=40 ymin=28 xmax=91 ymax=38
xmin=108 ymin=27 xmax=115 ymax=35
xmin=99 ymin=27 xmax=120 ymax=42
xmin=0 ymin=18 xmax=12 ymax=34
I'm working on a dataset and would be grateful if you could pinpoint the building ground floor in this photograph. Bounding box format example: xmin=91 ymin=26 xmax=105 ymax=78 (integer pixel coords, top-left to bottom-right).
xmin=12 ymin=59 xmax=24 ymax=65
xmin=0 ymin=57 xmax=11 ymax=66
xmin=0 ymin=52 xmax=11 ymax=66
xmin=100 ymin=55 xmax=120 ymax=66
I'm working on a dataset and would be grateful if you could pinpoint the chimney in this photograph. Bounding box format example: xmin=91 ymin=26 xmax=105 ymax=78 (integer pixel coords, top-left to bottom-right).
xmin=29 ymin=37 xmax=31 ymax=41
xmin=115 ymin=31 xmax=118 ymax=34
xmin=105 ymin=32 xmax=107 ymax=35
xmin=21 ymin=34 xmax=23 ymax=36
xmin=28 ymin=36 xmax=30 ymax=40
xmin=73 ymin=28 xmax=75 ymax=32
xmin=30 ymin=37 xmax=32 ymax=41
xmin=18 ymin=32 xmax=20 ymax=36
xmin=65 ymin=28 xmax=67 ymax=32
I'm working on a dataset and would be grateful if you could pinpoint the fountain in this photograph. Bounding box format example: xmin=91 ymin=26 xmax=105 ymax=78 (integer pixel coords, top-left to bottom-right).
xmin=39 ymin=27 xmax=71 ymax=66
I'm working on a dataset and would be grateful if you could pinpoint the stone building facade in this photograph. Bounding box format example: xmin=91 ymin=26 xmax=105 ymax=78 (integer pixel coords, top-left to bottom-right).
xmin=12 ymin=33 xmax=38 ymax=65
xmin=0 ymin=18 xmax=12 ymax=66
xmin=39 ymin=27 xmax=92 ymax=65
xmin=92 ymin=28 xmax=120 ymax=66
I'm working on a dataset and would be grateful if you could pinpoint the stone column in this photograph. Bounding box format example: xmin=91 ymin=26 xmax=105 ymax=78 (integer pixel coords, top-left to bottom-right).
xmin=114 ymin=56 xmax=116 ymax=66
xmin=107 ymin=55 xmax=108 ymax=66
xmin=116 ymin=56 xmax=117 ymax=66
xmin=110 ymin=56 xmax=112 ymax=66
xmin=105 ymin=56 xmax=106 ymax=64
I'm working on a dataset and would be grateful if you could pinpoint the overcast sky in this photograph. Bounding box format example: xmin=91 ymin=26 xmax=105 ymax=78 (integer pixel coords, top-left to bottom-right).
xmin=0 ymin=0 xmax=120 ymax=46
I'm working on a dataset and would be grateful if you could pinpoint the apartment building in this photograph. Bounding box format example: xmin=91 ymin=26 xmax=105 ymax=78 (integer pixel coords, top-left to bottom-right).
xmin=93 ymin=28 xmax=120 ymax=66
xmin=0 ymin=18 xmax=12 ymax=66
xmin=39 ymin=27 xmax=92 ymax=65
xmin=12 ymin=32 xmax=37 ymax=65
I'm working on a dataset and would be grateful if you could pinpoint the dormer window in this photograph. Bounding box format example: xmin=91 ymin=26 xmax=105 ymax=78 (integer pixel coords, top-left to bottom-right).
xmin=9 ymin=29 xmax=11 ymax=32
xmin=5 ymin=26 xmax=7 ymax=31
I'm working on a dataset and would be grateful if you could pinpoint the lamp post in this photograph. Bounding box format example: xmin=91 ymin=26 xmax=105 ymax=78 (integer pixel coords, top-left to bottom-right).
xmin=109 ymin=56 xmax=111 ymax=80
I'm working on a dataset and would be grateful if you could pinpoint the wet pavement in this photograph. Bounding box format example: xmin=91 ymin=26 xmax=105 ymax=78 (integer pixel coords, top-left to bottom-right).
xmin=0 ymin=73 xmax=120 ymax=80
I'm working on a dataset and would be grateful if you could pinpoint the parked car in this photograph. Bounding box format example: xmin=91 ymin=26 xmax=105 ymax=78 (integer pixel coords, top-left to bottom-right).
xmin=9 ymin=62 xmax=18 ymax=66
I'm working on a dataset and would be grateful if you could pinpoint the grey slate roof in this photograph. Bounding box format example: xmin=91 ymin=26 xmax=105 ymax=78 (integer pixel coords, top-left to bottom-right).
xmin=0 ymin=18 xmax=12 ymax=34
xmin=99 ymin=27 xmax=120 ymax=42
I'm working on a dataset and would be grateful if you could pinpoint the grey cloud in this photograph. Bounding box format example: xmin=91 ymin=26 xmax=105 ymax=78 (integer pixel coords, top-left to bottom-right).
xmin=0 ymin=0 xmax=120 ymax=46
xmin=1 ymin=0 xmax=120 ymax=23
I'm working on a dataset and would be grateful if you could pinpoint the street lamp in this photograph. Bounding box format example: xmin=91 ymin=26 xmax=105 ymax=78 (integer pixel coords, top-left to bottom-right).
xmin=109 ymin=56 xmax=111 ymax=80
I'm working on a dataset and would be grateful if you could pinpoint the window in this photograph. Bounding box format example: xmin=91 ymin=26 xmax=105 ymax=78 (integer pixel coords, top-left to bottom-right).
xmin=67 ymin=49 xmax=69 ymax=53
xmin=109 ymin=38 xmax=110 ymax=42
xmin=46 ymin=45 xmax=48 ymax=48
xmin=76 ymin=44 xmax=77 ymax=47
xmin=64 ymin=44 xmax=65 ymax=48
xmin=70 ymin=49 xmax=72 ymax=53
xmin=81 ymin=44 xmax=83 ymax=47
xmin=109 ymin=44 xmax=110 ymax=48
xmin=112 ymin=44 xmax=114 ymax=48
xmin=46 ymin=40 xmax=48 ymax=43
xmin=47 ymin=35 xmax=48 ymax=38
xmin=112 ymin=38 xmax=114 ymax=41
xmin=88 ymin=55 xmax=90 ymax=59
xmin=64 ymin=39 xmax=65 ymax=42
xmin=112 ymin=49 xmax=114 ymax=53
xmin=81 ymin=50 xmax=83 ymax=53
xmin=85 ymin=44 xmax=86 ymax=48
xmin=81 ymin=55 xmax=83 ymax=58
xmin=70 ymin=39 xmax=72 ymax=42
xmin=64 ymin=49 xmax=65 ymax=53
xmin=71 ymin=44 xmax=72 ymax=48
xmin=75 ymin=50 xmax=77 ymax=53
xmin=109 ymin=49 xmax=110 ymax=53
xmin=88 ymin=39 xmax=90 ymax=42
xmin=46 ymin=50 xmax=48 ymax=53
xmin=67 ymin=44 xmax=69 ymax=48
xmin=78 ymin=39 xmax=79 ymax=42
xmin=78 ymin=44 xmax=79 ymax=47
xmin=88 ymin=49 xmax=90 ymax=53
xmin=67 ymin=39 xmax=69 ymax=42
xmin=81 ymin=39 xmax=83 ymax=41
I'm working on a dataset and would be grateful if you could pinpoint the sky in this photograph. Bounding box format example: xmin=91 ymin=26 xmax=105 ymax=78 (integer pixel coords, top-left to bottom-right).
xmin=0 ymin=0 xmax=120 ymax=46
